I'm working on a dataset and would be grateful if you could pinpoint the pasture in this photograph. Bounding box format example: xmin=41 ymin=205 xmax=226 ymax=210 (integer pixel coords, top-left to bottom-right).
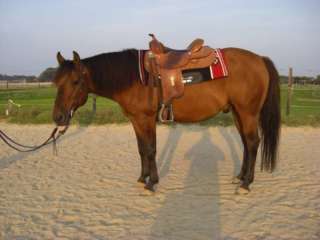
xmin=0 ymin=85 xmax=319 ymax=126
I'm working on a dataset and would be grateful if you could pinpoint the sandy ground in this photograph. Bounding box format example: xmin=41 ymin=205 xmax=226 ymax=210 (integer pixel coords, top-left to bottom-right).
xmin=0 ymin=124 xmax=319 ymax=240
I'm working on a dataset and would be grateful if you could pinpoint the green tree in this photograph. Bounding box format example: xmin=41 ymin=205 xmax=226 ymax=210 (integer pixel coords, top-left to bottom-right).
xmin=38 ymin=68 xmax=57 ymax=82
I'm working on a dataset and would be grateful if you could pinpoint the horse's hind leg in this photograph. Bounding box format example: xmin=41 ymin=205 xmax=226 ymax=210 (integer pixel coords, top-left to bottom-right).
xmin=239 ymin=113 xmax=260 ymax=192
xmin=231 ymin=108 xmax=248 ymax=183
xmin=232 ymin=109 xmax=260 ymax=192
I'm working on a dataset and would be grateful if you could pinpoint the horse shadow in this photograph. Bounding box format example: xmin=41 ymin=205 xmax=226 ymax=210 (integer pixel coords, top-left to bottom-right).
xmin=151 ymin=126 xmax=242 ymax=239
xmin=218 ymin=127 xmax=243 ymax=176
xmin=157 ymin=125 xmax=183 ymax=178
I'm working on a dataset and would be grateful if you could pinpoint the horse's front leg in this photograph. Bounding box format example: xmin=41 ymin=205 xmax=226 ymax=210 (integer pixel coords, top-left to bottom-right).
xmin=136 ymin=135 xmax=150 ymax=184
xmin=130 ymin=114 xmax=158 ymax=191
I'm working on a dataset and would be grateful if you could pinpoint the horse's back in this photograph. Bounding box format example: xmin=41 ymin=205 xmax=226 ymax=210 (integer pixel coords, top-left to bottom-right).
xmin=173 ymin=47 xmax=270 ymax=122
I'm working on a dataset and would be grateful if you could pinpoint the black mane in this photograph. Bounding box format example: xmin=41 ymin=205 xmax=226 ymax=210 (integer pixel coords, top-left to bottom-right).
xmin=82 ymin=49 xmax=140 ymax=96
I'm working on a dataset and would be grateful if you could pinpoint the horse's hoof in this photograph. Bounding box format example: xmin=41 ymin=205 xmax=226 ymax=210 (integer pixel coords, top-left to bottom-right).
xmin=144 ymin=181 xmax=157 ymax=192
xmin=236 ymin=185 xmax=250 ymax=195
xmin=137 ymin=176 xmax=147 ymax=184
xmin=231 ymin=176 xmax=241 ymax=184
xmin=144 ymin=184 xmax=155 ymax=192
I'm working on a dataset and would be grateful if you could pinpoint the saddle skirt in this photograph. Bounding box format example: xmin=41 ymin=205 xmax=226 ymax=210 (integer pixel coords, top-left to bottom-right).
xmin=138 ymin=48 xmax=228 ymax=88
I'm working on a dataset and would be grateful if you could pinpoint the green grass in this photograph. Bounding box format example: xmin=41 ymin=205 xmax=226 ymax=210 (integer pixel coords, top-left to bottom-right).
xmin=0 ymin=85 xmax=319 ymax=126
xmin=280 ymin=85 xmax=320 ymax=126
xmin=0 ymin=87 xmax=127 ymax=125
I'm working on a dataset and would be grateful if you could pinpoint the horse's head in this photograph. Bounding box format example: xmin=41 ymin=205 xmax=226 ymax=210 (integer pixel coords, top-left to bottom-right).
xmin=52 ymin=51 xmax=90 ymax=126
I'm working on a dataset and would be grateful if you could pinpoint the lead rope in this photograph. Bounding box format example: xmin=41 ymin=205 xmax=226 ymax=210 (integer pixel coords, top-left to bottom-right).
xmin=0 ymin=127 xmax=67 ymax=154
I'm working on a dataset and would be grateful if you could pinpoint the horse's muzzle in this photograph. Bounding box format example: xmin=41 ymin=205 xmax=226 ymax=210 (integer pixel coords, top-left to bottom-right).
xmin=53 ymin=109 xmax=73 ymax=126
xmin=53 ymin=112 xmax=67 ymax=126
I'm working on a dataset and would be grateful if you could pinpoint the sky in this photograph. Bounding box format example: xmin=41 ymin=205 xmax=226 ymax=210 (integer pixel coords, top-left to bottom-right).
xmin=0 ymin=0 xmax=319 ymax=76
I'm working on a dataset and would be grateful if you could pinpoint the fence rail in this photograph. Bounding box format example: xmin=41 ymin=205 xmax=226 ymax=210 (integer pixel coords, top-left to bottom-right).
xmin=0 ymin=80 xmax=52 ymax=89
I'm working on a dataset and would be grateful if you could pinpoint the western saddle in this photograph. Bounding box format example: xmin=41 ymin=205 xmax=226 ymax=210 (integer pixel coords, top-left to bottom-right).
xmin=144 ymin=34 xmax=218 ymax=122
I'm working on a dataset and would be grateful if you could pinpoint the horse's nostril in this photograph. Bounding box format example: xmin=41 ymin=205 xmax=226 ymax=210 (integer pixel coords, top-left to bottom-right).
xmin=55 ymin=113 xmax=65 ymax=124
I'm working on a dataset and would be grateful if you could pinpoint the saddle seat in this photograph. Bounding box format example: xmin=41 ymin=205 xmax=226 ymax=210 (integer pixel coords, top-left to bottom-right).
xmin=146 ymin=34 xmax=217 ymax=72
xmin=164 ymin=38 xmax=204 ymax=54
xmin=149 ymin=33 xmax=204 ymax=54
xmin=158 ymin=46 xmax=215 ymax=69
xmin=147 ymin=34 xmax=216 ymax=70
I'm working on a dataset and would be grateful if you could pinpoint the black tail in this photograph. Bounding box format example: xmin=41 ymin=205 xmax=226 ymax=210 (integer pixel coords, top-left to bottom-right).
xmin=259 ymin=57 xmax=281 ymax=171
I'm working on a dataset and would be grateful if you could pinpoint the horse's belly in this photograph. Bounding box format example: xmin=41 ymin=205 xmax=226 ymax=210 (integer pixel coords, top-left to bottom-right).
xmin=172 ymin=80 xmax=228 ymax=122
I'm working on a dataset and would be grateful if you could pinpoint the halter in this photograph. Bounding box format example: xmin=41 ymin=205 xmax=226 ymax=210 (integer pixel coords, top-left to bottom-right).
xmin=0 ymin=73 xmax=87 ymax=155
xmin=66 ymin=67 xmax=88 ymax=120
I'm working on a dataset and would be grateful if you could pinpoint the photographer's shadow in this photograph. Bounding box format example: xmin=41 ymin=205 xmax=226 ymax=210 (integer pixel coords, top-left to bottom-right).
xmin=151 ymin=128 xmax=226 ymax=240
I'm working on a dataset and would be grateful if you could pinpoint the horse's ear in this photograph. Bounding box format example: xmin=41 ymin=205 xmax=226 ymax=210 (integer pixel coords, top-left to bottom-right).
xmin=57 ymin=52 xmax=65 ymax=65
xmin=73 ymin=51 xmax=81 ymax=67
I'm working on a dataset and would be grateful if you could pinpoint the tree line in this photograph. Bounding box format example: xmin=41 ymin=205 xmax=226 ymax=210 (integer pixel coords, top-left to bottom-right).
xmin=0 ymin=74 xmax=36 ymax=81
xmin=280 ymin=75 xmax=320 ymax=85
xmin=0 ymin=68 xmax=56 ymax=82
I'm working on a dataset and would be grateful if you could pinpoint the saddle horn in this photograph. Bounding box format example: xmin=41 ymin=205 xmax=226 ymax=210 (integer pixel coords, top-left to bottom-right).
xmin=148 ymin=33 xmax=165 ymax=54
xmin=148 ymin=33 xmax=156 ymax=40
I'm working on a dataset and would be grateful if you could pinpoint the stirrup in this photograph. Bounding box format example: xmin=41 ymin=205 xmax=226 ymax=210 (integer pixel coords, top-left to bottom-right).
xmin=158 ymin=104 xmax=174 ymax=123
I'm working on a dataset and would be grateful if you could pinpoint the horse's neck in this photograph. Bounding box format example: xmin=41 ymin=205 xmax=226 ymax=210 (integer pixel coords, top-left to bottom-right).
xmin=89 ymin=82 xmax=112 ymax=99
xmin=86 ymin=69 xmax=141 ymax=107
xmin=91 ymin=78 xmax=154 ymax=114
xmin=84 ymin=63 xmax=113 ymax=99
xmin=84 ymin=60 xmax=138 ymax=101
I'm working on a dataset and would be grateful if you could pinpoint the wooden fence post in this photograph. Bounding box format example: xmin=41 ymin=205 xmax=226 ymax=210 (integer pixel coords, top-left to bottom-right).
xmin=286 ymin=67 xmax=293 ymax=116
xmin=92 ymin=94 xmax=97 ymax=114
xmin=6 ymin=80 xmax=9 ymax=89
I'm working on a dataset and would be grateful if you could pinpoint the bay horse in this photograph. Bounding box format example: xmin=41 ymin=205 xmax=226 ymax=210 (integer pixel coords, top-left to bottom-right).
xmin=52 ymin=44 xmax=280 ymax=193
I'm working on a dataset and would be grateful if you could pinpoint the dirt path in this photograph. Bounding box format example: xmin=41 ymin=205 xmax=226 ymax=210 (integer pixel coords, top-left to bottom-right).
xmin=0 ymin=124 xmax=319 ymax=240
